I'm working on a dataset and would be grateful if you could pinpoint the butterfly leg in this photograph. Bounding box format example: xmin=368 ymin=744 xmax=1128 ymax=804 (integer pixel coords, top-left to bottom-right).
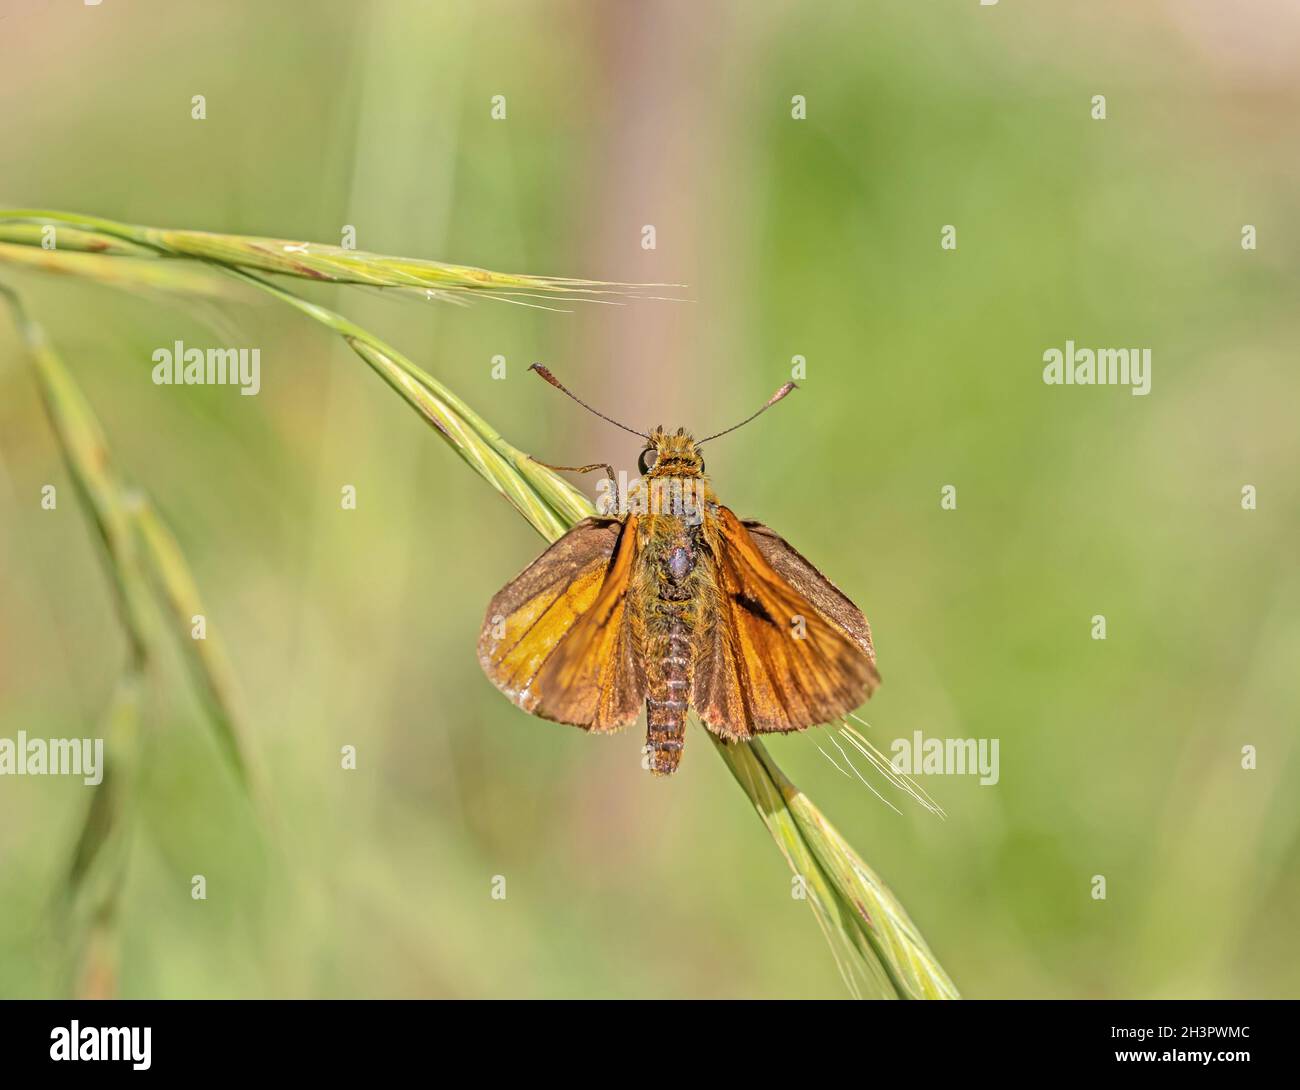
xmin=529 ymin=459 xmax=619 ymax=514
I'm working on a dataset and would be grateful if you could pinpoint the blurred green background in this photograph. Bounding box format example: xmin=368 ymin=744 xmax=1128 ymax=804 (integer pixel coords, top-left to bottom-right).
xmin=1 ymin=0 xmax=1298 ymax=998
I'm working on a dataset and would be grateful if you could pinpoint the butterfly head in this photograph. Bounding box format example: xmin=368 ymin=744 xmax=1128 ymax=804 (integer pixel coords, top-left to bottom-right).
xmin=639 ymin=427 xmax=705 ymax=478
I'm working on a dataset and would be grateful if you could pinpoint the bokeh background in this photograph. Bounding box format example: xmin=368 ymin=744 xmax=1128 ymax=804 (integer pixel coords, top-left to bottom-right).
xmin=1 ymin=0 xmax=1298 ymax=999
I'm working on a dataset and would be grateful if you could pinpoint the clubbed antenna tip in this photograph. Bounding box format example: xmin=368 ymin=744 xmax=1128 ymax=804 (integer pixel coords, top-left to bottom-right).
xmin=700 ymin=381 xmax=798 ymax=444
xmin=529 ymin=363 xmax=649 ymax=439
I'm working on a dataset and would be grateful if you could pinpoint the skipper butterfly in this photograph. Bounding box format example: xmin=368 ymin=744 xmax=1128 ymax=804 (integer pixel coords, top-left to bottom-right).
xmin=479 ymin=365 xmax=880 ymax=775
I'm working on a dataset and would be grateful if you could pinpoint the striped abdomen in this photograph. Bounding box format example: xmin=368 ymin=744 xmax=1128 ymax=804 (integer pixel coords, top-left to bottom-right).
xmin=645 ymin=615 xmax=691 ymax=775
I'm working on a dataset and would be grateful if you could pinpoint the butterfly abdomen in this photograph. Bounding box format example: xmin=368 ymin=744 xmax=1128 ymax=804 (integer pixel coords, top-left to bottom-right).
xmin=643 ymin=529 xmax=702 ymax=775
xmin=645 ymin=613 xmax=690 ymax=775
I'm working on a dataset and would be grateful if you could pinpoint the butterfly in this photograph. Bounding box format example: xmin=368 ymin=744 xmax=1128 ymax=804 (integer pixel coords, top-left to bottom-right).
xmin=478 ymin=365 xmax=881 ymax=775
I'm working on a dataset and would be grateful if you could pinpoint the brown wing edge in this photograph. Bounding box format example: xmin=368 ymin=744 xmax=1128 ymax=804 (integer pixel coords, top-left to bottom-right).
xmin=741 ymin=518 xmax=879 ymax=669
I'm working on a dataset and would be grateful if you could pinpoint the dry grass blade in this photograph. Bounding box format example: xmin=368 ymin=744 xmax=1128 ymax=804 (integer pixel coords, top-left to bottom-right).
xmin=131 ymin=498 xmax=256 ymax=793
xmin=0 ymin=209 xmax=683 ymax=306
xmin=3 ymin=285 xmax=150 ymax=996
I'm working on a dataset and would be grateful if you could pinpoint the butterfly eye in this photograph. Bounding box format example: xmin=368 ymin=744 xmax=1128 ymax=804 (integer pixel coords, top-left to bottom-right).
xmin=638 ymin=448 xmax=658 ymax=475
xmin=698 ymin=458 xmax=706 ymax=473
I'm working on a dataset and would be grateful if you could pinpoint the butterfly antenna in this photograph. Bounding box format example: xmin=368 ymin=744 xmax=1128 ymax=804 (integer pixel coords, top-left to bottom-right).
xmin=698 ymin=381 xmax=797 ymax=444
xmin=529 ymin=363 xmax=649 ymax=439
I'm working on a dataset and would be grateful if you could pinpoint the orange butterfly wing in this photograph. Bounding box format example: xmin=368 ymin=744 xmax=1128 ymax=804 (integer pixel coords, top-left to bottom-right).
xmin=692 ymin=506 xmax=880 ymax=739
xmin=479 ymin=515 xmax=645 ymax=732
